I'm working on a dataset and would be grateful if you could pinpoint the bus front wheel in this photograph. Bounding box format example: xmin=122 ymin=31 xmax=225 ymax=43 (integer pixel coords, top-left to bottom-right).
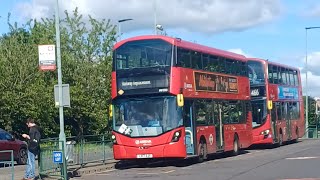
xmin=197 ymin=142 xmax=207 ymax=163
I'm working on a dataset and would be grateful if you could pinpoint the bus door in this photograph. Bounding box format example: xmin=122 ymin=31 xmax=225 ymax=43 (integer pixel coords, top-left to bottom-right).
xmin=271 ymin=102 xmax=277 ymax=141
xmin=286 ymin=102 xmax=292 ymax=140
xmin=215 ymin=102 xmax=224 ymax=151
xmin=184 ymin=101 xmax=195 ymax=155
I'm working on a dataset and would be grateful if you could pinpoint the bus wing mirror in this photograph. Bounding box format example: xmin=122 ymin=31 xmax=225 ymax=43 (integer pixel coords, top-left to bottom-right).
xmin=109 ymin=105 xmax=113 ymax=117
xmin=267 ymin=100 xmax=273 ymax=110
xmin=177 ymin=94 xmax=184 ymax=107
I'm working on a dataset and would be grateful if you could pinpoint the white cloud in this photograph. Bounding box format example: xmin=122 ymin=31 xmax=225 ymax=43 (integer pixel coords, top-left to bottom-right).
xmin=303 ymin=4 xmax=320 ymax=17
xmin=302 ymin=52 xmax=320 ymax=76
xmin=14 ymin=0 xmax=282 ymax=33
xmin=301 ymin=71 xmax=320 ymax=97
xmin=300 ymin=51 xmax=320 ymax=97
xmin=227 ymin=48 xmax=252 ymax=57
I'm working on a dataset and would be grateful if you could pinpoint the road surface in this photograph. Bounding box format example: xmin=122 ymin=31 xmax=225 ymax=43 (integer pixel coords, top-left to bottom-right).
xmin=74 ymin=139 xmax=320 ymax=180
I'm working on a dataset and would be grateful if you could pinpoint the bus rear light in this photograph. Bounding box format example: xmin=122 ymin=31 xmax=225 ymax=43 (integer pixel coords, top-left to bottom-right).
xmin=171 ymin=130 xmax=182 ymax=142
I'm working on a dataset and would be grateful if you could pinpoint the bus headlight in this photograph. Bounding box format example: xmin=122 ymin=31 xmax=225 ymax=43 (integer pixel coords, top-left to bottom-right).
xmin=171 ymin=130 xmax=182 ymax=142
xmin=111 ymin=135 xmax=117 ymax=144
xmin=260 ymin=129 xmax=270 ymax=135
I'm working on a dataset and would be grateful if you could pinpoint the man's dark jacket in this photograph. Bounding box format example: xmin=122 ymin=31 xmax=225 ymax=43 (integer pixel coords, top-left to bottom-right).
xmin=28 ymin=125 xmax=41 ymax=155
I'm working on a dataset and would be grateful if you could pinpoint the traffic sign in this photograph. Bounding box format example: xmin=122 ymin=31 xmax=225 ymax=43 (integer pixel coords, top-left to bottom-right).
xmin=38 ymin=44 xmax=56 ymax=71
xmin=53 ymin=151 xmax=63 ymax=164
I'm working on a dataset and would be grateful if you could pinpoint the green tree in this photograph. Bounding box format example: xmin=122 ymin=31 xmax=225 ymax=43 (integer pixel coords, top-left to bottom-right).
xmin=0 ymin=9 xmax=117 ymax=138
xmin=303 ymin=96 xmax=317 ymax=126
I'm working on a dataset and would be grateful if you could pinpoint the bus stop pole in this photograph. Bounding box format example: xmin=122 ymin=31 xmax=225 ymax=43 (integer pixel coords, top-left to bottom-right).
xmin=55 ymin=0 xmax=67 ymax=178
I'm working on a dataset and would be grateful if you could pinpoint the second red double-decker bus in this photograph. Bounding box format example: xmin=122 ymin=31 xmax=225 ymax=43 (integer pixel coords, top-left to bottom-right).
xmin=110 ymin=35 xmax=252 ymax=162
xmin=248 ymin=58 xmax=304 ymax=146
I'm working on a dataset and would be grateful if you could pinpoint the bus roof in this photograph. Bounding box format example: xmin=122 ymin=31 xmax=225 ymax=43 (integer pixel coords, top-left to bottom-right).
xmin=113 ymin=35 xmax=247 ymax=61
xmin=247 ymin=58 xmax=300 ymax=71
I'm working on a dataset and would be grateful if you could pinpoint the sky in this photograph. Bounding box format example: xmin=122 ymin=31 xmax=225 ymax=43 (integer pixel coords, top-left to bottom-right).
xmin=1 ymin=0 xmax=320 ymax=97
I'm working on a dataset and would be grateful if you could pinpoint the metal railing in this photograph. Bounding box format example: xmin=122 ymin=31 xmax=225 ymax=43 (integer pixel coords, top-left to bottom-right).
xmin=305 ymin=125 xmax=319 ymax=138
xmin=39 ymin=141 xmax=67 ymax=180
xmin=65 ymin=135 xmax=113 ymax=167
xmin=0 ymin=150 xmax=14 ymax=180
xmin=39 ymin=135 xmax=113 ymax=179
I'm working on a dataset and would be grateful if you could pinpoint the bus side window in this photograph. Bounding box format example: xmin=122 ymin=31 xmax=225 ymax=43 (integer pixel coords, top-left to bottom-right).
xmin=206 ymin=100 xmax=214 ymax=125
xmin=213 ymin=102 xmax=220 ymax=125
xmin=191 ymin=51 xmax=202 ymax=70
xmin=268 ymin=64 xmax=273 ymax=83
xmin=229 ymin=101 xmax=240 ymax=124
xmin=296 ymin=102 xmax=300 ymax=119
xmin=288 ymin=102 xmax=294 ymax=120
xmin=293 ymin=70 xmax=298 ymax=86
xmin=271 ymin=103 xmax=277 ymax=122
xmin=272 ymin=66 xmax=278 ymax=84
xmin=281 ymin=68 xmax=287 ymax=85
xmin=281 ymin=102 xmax=287 ymax=120
xmin=276 ymin=102 xmax=282 ymax=120
xmin=278 ymin=67 xmax=282 ymax=84
xmin=219 ymin=57 xmax=226 ymax=74
xmin=242 ymin=62 xmax=248 ymax=76
xmin=208 ymin=55 xmax=219 ymax=72
xmin=177 ymin=48 xmax=191 ymax=68
xmin=195 ymin=100 xmax=208 ymax=126
xmin=203 ymin=54 xmax=209 ymax=71
xmin=222 ymin=102 xmax=230 ymax=124
xmin=289 ymin=70 xmax=294 ymax=86
xmin=239 ymin=101 xmax=247 ymax=124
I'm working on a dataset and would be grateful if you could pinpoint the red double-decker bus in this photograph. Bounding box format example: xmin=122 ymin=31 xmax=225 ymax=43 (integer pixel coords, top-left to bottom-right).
xmin=248 ymin=58 xmax=304 ymax=145
xmin=110 ymin=35 xmax=252 ymax=162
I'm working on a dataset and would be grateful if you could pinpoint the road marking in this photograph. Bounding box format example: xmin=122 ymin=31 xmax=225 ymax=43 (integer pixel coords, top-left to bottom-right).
xmin=280 ymin=178 xmax=320 ymax=180
xmin=136 ymin=169 xmax=175 ymax=175
xmin=137 ymin=172 xmax=159 ymax=175
xmin=285 ymin=156 xmax=319 ymax=160
xmin=163 ymin=170 xmax=175 ymax=174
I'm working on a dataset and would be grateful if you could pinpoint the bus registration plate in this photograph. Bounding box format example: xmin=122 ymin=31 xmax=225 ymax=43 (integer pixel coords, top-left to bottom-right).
xmin=137 ymin=154 xmax=153 ymax=158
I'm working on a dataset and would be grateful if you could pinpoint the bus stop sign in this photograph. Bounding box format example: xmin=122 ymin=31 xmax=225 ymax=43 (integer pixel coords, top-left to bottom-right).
xmin=53 ymin=151 xmax=63 ymax=164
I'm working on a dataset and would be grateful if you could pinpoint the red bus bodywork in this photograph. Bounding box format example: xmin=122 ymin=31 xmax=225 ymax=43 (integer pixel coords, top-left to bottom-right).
xmin=248 ymin=58 xmax=305 ymax=145
xmin=111 ymin=35 xmax=252 ymax=160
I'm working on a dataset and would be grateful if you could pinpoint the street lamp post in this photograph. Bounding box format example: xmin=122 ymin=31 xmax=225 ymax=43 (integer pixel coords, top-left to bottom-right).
xmin=305 ymin=26 xmax=320 ymax=138
xmin=118 ymin=18 xmax=133 ymax=40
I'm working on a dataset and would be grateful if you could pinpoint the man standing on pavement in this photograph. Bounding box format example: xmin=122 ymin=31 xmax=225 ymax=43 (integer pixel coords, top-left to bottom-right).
xmin=22 ymin=118 xmax=41 ymax=180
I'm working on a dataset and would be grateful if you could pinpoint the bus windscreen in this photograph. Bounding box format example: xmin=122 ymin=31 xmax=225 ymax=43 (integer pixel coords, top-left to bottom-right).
xmin=113 ymin=96 xmax=182 ymax=137
xmin=248 ymin=61 xmax=265 ymax=85
xmin=114 ymin=39 xmax=172 ymax=70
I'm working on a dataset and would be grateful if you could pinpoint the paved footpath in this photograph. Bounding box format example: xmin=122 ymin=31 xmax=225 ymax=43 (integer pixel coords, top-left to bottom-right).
xmin=0 ymin=160 xmax=117 ymax=180
xmin=0 ymin=162 xmax=39 ymax=180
